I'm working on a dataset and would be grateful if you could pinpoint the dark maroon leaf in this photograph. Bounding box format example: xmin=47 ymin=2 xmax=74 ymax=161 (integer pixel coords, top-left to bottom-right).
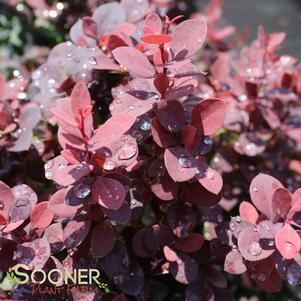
xmin=91 ymin=222 xmax=116 ymax=257
xmin=63 ymin=215 xmax=91 ymax=249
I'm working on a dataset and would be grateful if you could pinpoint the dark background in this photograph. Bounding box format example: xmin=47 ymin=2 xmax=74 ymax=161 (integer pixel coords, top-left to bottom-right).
xmin=196 ymin=0 xmax=301 ymax=58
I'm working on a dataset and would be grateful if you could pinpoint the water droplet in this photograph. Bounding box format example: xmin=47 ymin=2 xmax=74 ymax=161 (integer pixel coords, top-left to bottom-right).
xmin=229 ymin=221 xmax=237 ymax=231
xmin=267 ymin=240 xmax=275 ymax=247
xmin=15 ymin=199 xmax=29 ymax=207
xmin=44 ymin=161 xmax=54 ymax=170
xmin=58 ymin=164 xmax=65 ymax=170
xmin=66 ymin=53 xmax=73 ymax=59
xmin=15 ymin=250 xmax=23 ymax=258
xmin=238 ymin=94 xmax=247 ymax=102
xmin=252 ymin=187 xmax=258 ymax=192
xmin=248 ymin=241 xmax=262 ymax=256
xmin=128 ymin=105 xmax=134 ymax=110
xmin=205 ymin=170 xmax=215 ymax=180
xmin=203 ymin=136 xmax=213 ymax=145
xmin=118 ymin=143 xmax=137 ymax=160
xmin=179 ymin=157 xmax=192 ymax=168
xmin=167 ymin=124 xmax=177 ymax=132
xmin=131 ymin=199 xmax=136 ymax=205
xmin=74 ymin=183 xmax=91 ymax=199
xmin=245 ymin=143 xmax=257 ymax=156
xmin=103 ymin=161 xmax=116 ymax=171
xmin=287 ymin=264 xmax=301 ymax=286
xmin=0 ymin=201 xmax=4 ymax=210
xmin=140 ymin=120 xmax=151 ymax=131
xmin=89 ymin=57 xmax=97 ymax=65
xmin=45 ymin=171 xmax=53 ymax=179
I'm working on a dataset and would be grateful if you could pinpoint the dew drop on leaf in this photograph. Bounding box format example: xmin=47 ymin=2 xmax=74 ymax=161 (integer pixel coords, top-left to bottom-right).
xmin=140 ymin=120 xmax=151 ymax=131
xmin=178 ymin=157 xmax=192 ymax=168
xmin=248 ymin=241 xmax=262 ymax=256
xmin=203 ymin=136 xmax=213 ymax=145
xmin=118 ymin=143 xmax=137 ymax=160
xmin=103 ymin=161 xmax=116 ymax=171
xmin=45 ymin=171 xmax=53 ymax=179
xmin=73 ymin=183 xmax=91 ymax=199
xmin=287 ymin=264 xmax=301 ymax=286
xmin=15 ymin=199 xmax=29 ymax=208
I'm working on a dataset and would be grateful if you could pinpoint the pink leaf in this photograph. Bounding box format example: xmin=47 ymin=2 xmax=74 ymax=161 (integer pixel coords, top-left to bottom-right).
xmin=51 ymin=163 xmax=93 ymax=186
xmin=88 ymin=114 xmax=136 ymax=151
xmin=92 ymin=177 xmax=126 ymax=209
xmin=275 ymin=224 xmax=301 ymax=259
xmin=164 ymin=147 xmax=197 ymax=182
xmin=239 ymin=202 xmax=259 ymax=224
xmin=63 ymin=215 xmax=91 ymax=249
xmin=191 ymin=98 xmax=227 ymax=135
xmin=195 ymin=163 xmax=223 ymax=195
xmin=48 ymin=189 xmax=82 ymax=218
xmin=0 ymin=181 xmax=14 ymax=222
xmin=224 ymin=251 xmax=247 ymax=275
xmin=113 ymin=46 xmax=155 ymax=78
xmin=143 ymin=13 xmax=162 ymax=35
xmin=170 ymin=19 xmax=207 ymax=60
xmin=30 ymin=202 xmax=54 ymax=230
xmin=250 ymin=173 xmax=283 ymax=219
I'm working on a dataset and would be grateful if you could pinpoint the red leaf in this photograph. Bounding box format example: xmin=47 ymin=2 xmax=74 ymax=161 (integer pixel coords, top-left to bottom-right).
xmin=154 ymin=99 xmax=185 ymax=133
xmin=272 ymin=188 xmax=292 ymax=221
xmin=181 ymin=182 xmax=221 ymax=207
xmin=151 ymin=118 xmax=177 ymax=148
xmin=181 ymin=125 xmax=197 ymax=149
xmin=82 ymin=17 xmax=98 ymax=40
xmin=91 ymin=222 xmax=116 ymax=257
xmin=173 ymin=233 xmax=204 ymax=253
xmin=30 ymin=202 xmax=54 ymax=230
xmin=191 ymin=98 xmax=227 ymax=135
xmin=92 ymin=177 xmax=126 ymax=209
xmin=275 ymin=224 xmax=301 ymax=259
xmin=112 ymin=46 xmax=155 ymax=78
xmin=239 ymin=202 xmax=259 ymax=224
xmin=154 ymin=73 xmax=170 ymax=97
xmin=141 ymin=34 xmax=172 ymax=45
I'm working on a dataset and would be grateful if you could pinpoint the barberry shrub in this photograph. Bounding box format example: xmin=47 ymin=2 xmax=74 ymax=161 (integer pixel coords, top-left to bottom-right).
xmin=1 ymin=0 xmax=301 ymax=301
